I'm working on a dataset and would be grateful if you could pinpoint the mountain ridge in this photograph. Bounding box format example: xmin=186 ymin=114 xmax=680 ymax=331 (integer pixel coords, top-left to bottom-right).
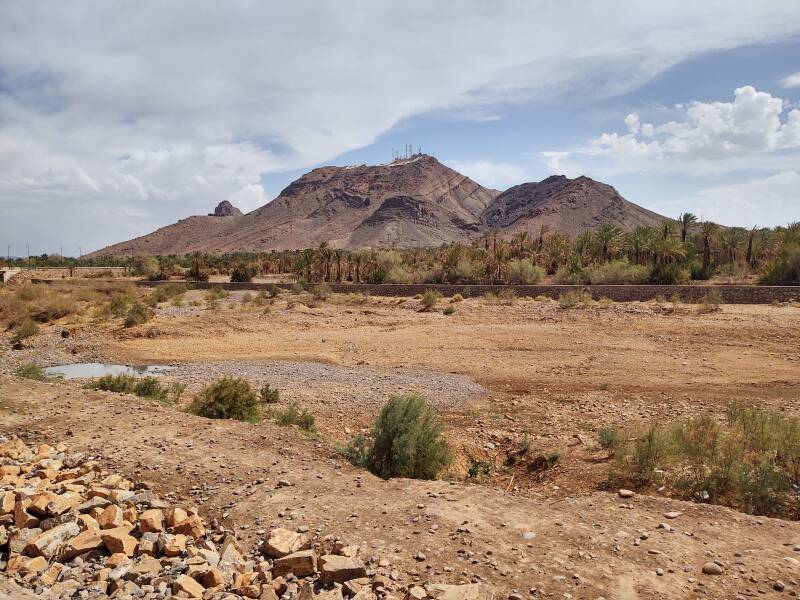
xmin=88 ymin=156 xmax=668 ymax=256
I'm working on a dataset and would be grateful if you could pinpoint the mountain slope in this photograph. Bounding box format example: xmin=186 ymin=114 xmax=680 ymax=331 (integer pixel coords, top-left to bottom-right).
xmin=88 ymin=161 xmax=670 ymax=256
xmin=89 ymin=155 xmax=498 ymax=255
xmin=482 ymin=175 xmax=666 ymax=235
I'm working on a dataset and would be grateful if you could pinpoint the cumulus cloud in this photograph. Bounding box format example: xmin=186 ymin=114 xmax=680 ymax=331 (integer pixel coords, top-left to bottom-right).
xmin=547 ymin=86 xmax=800 ymax=176
xmin=682 ymin=171 xmax=800 ymax=227
xmin=781 ymin=72 xmax=800 ymax=88
xmin=2 ymin=2 xmax=800 ymax=250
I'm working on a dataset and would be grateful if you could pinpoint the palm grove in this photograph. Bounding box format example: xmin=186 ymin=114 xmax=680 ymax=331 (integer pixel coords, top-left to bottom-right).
xmin=11 ymin=217 xmax=800 ymax=286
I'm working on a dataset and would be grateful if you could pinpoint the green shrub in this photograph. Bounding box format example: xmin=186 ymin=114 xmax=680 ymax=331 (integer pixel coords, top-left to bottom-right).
xmin=108 ymin=294 xmax=130 ymax=317
xmin=85 ymin=374 xmax=136 ymax=393
xmin=649 ymin=263 xmax=690 ymax=285
xmin=312 ymin=283 xmax=332 ymax=301
xmin=15 ymin=364 xmax=57 ymax=382
xmin=290 ymin=282 xmax=304 ymax=294
xmin=450 ymin=293 xmax=463 ymax=303
xmin=150 ymin=283 xmax=187 ymax=304
xmin=207 ymin=287 xmax=229 ymax=300
xmin=241 ymin=292 xmax=253 ymax=304
xmin=270 ymin=402 xmax=316 ymax=432
xmin=759 ymin=242 xmax=800 ymax=285
xmin=420 ymin=289 xmax=441 ymax=311
xmin=29 ymin=297 xmax=78 ymax=322
xmin=497 ymin=288 xmax=517 ymax=304
xmin=259 ymin=383 xmax=280 ymax=404
xmin=86 ymin=374 xmax=180 ymax=404
xmin=443 ymin=305 xmax=456 ymax=316
xmin=586 ymin=260 xmax=649 ymax=284
xmin=124 ymin=302 xmax=152 ymax=327
xmin=189 ymin=377 xmax=261 ymax=422
xmin=230 ymin=262 xmax=257 ymax=283
xmin=507 ymin=260 xmax=544 ymax=284
xmin=347 ymin=394 xmax=451 ymax=480
xmin=558 ymin=290 xmax=593 ymax=309
xmin=598 ymin=427 xmax=621 ymax=450
xmin=554 ymin=265 xmax=589 ymax=285
xmin=11 ymin=320 xmax=38 ymax=344
xmin=608 ymin=405 xmax=800 ymax=518
xmin=697 ymin=289 xmax=723 ymax=314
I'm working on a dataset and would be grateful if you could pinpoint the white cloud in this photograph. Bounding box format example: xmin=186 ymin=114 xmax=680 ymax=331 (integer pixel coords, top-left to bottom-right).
xmin=1 ymin=3 xmax=800 ymax=250
xmin=546 ymin=86 xmax=800 ymax=176
xmin=681 ymin=171 xmax=800 ymax=227
xmin=781 ymin=72 xmax=800 ymax=88
xmin=444 ymin=160 xmax=530 ymax=190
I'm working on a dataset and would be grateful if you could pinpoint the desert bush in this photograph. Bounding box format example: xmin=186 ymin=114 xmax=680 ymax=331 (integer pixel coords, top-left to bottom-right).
xmin=150 ymin=283 xmax=187 ymax=304
xmin=29 ymin=297 xmax=78 ymax=323
xmin=558 ymin=290 xmax=593 ymax=309
xmin=186 ymin=254 xmax=210 ymax=282
xmin=15 ymin=283 xmax=47 ymax=303
xmin=270 ymin=402 xmax=316 ymax=432
xmin=241 ymin=292 xmax=253 ymax=304
xmin=443 ymin=305 xmax=456 ymax=316
xmin=131 ymin=256 xmax=160 ymax=279
xmin=697 ymin=289 xmax=723 ymax=314
xmin=189 ymin=377 xmax=261 ymax=422
xmin=290 ymin=282 xmax=304 ymax=294
xmin=554 ymin=265 xmax=589 ymax=285
xmin=420 ymin=289 xmax=441 ymax=311
xmin=649 ymin=263 xmax=690 ymax=285
xmin=386 ymin=265 xmax=413 ymax=284
xmin=454 ymin=258 xmax=477 ymax=281
xmin=346 ymin=394 xmax=451 ymax=480
xmin=124 ymin=302 xmax=153 ymax=327
xmin=259 ymin=383 xmax=280 ymax=404
xmin=10 ymin=320 xmax=38 ymax=344
xmin=207 ymin=287 xmax=229 ymax=300
xmin=597 ymin=427 xmax=621 ymax=450
xmin=230 ymin=262 xmax=257 ymax=283
xmin=15 ymin=364 xmax=57 ymax=382
xmin=497 ymin=288 xmax=517 ymax=304
xmin=87 ymin=374 xmax=179 ymax=403
xmin=265 ymin=283 xmax=281 ymax=297
xmin=608 ymin=405 xmax=800 ymax=518
xmin=759 ymin=242 xmax=800 ymax=285
xmin=586 ymin=260 xmax=649 ymax=285
xmin=312 ymin=283 xmax=332 ymax=301
xmin=450 ymin=293 xmax=463 ymax=303
xmin=507 ymin=259 xmax=544 ymax=284
xmin=108 ymin=294 xmax=130 ymax=317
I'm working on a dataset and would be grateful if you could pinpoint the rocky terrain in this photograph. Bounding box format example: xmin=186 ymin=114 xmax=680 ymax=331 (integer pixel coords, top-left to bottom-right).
xmin=87 ymin=157 xmax=668 ymax=256
xmin=481 ymin=176 xmax=665 ymax=236
xmin=0 ymin=434 xmax=493 ymax=600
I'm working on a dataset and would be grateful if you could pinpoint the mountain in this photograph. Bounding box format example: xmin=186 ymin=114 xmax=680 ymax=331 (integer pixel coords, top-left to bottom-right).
xmin=88 ymin=158 xmax=669 ymax=256
xmin=481 ymin=175 xmax=666 ymax=235
xmin=89 ymin=155 xmax=498 ymax=255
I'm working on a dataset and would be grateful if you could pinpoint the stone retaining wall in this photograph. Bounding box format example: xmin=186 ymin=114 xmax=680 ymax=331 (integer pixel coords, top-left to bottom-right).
xmin=125 ymin=281 xmax=800 ymax=304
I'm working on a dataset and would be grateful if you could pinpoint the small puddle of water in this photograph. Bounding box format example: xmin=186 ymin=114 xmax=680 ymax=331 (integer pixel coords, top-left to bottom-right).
xmin=42 ymin=363 xmax=174 ymax=379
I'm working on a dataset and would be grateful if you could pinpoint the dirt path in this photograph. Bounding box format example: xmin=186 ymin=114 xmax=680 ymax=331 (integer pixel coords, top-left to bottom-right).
xmin=3 ymin=376 xmax=800 ymax=599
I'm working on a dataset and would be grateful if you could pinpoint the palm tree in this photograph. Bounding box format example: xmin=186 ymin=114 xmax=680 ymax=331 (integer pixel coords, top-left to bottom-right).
xmin=678 ymin=213 xmax=698 ymax=243
xmin=623 ymin=226 xmax=654 ymax=265
xmin=700 ymin=221 xmax=718 ymax=275
xmin=660 ymin=220 xmax=676 ymax=241
xmin=595 ymin=224 xmax=621 ymax=261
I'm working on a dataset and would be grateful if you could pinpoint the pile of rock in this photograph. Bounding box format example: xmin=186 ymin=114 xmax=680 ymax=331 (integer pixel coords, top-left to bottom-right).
xmin=1 ymin=436 xmax=493 ymax=600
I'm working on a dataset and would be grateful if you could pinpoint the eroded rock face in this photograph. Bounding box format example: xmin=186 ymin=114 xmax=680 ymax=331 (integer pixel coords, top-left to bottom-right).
xmin=210 ymin=200 xmax=244 ymax=217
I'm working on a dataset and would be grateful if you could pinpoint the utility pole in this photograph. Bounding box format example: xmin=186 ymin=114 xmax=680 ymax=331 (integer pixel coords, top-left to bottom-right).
xmin=79 ymin=246 xmax=82 ymax=259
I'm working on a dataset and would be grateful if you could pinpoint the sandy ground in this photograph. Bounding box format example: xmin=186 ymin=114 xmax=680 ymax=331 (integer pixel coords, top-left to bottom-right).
xmin=2 ymin=288 xmax=800 ymax=598
xmin=4 ymin=377 xmax=800 ymax=600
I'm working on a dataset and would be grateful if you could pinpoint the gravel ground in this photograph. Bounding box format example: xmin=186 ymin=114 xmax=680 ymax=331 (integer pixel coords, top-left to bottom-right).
xmin=161 ymin=359 xmax=488 ymax=411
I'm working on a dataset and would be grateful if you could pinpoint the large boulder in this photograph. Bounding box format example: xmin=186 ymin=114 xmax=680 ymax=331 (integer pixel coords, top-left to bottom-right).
xmin=273 ymin=549 xmax=317 ymax=578
xmin=319 ymin=555 xmax=367 ymax=586
xmin=263 ymin=528 xmax=311 ymax=558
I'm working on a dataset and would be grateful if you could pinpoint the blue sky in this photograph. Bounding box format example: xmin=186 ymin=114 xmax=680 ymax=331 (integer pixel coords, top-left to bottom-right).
xmin=1 ymin=2 xmax=799 ymax=255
